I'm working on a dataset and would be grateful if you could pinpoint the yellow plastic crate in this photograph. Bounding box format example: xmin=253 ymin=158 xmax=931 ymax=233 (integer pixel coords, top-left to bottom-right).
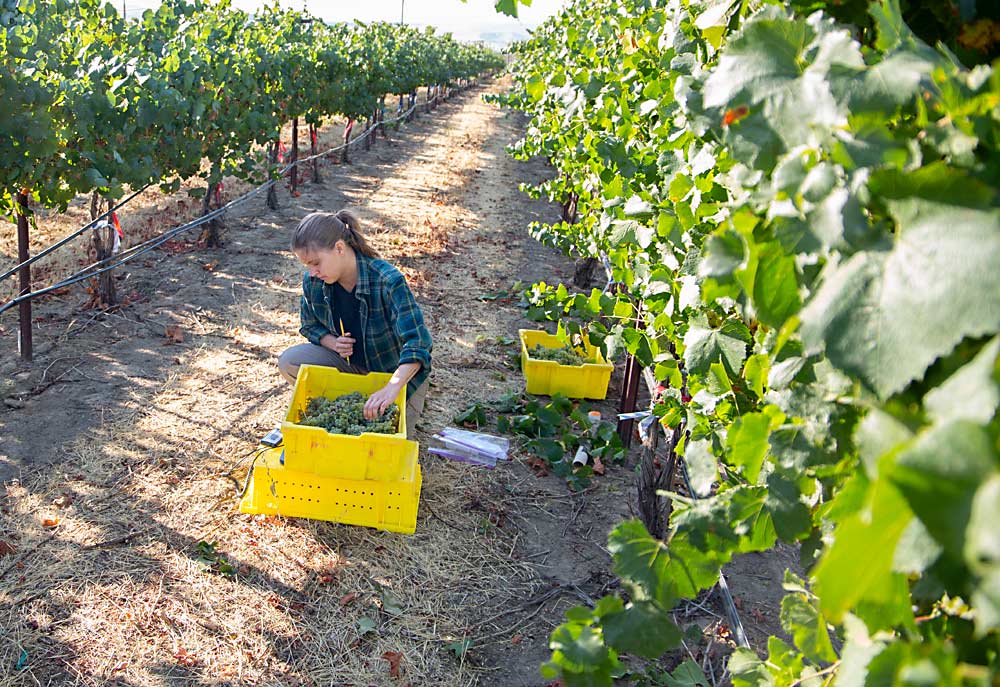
xmin=519 ymin=329 xmax=613 ymax=400
xmin=240 ymin=446 xmax=421 ymax=534
xmin=282 ymin=365 xmax=416 ymax=481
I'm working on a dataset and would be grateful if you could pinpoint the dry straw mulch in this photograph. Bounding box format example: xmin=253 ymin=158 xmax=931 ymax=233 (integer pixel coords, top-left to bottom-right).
xmin=2 ymin=426 xmax=540 ymax=685
xmin=1 ymin=82 xmax=558 ymax=686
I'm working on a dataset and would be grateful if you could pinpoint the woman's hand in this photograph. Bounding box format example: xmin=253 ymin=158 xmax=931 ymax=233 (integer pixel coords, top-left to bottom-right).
xmin=365 ymin=381 xmax=403 ymax=420
xmin=321 ymin=332 xmax=354 ymax=359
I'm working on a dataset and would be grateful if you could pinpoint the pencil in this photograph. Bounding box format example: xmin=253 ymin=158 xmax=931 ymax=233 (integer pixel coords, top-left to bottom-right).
xmin=339 ymin=318 xmax=351 ymax=365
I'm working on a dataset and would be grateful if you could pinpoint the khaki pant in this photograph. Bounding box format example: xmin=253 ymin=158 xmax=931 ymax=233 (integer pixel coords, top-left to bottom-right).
xmin=277 ymin=343 xmax=428 ymax=438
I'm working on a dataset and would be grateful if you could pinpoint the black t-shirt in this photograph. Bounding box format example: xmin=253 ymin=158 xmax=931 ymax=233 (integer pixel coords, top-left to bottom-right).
xmin=329 ymin=282 xmax=367 ymax=370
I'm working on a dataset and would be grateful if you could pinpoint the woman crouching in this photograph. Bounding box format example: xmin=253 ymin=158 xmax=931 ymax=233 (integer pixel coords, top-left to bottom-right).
xmin=278 ymin=210 xmax=431 ymax=438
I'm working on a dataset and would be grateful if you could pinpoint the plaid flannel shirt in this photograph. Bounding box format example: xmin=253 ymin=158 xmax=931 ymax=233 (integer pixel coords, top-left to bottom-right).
xmin=299 ymin=255 xmax=432 ymax=396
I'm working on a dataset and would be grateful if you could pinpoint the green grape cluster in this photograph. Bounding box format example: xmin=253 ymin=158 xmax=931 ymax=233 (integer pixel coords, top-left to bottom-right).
xmin=298 ymin=392 xmax=400 ymax=436
xmin=528 ymin=343 xmax=593 ymax=366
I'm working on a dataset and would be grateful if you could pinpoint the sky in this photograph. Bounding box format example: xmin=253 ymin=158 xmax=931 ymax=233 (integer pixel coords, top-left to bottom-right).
xmin=121 ymin=0 xmax=567 ymax=42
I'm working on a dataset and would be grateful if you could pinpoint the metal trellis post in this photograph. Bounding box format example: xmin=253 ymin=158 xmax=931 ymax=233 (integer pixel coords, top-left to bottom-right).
xmin=16 ymin=191 xmax=32 ymax=361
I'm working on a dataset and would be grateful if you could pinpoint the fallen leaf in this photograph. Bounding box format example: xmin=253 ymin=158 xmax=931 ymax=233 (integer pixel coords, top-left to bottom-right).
xmin=173 ymin=648 xmax=198 ymax=667
xmin=0 ymin=540 xmax=16 ymax=556
xmin=526 ymin=456 xmax=550 ymax=477
xmin=42 ymin=518 xmax=60 ymax=528
xmin=53 ymin=494 xmax=73 ymax=508
xmin=511 ymin=634 xmax=523 ymax=644
xmin=159 ymin=239 xmax=197 ymax=255
xmin=339 ymin=592 xmax=358 ymax=606
xmin=382 ymin=651 xmax=402 ymax=678
xmin=592 ymin=456 xmax=606 ymax=476
xmin=164 ymin=325 xmax=184 ymax=344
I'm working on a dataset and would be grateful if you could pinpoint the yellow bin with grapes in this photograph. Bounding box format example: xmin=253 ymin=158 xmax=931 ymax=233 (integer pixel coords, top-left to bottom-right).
xmin=280 ymin=365 xmax=417 ymax=481
xmin=239 ymin=445 xmax=421 ymax=534
xmin=519 ymin=329 xmax=613 ymax=400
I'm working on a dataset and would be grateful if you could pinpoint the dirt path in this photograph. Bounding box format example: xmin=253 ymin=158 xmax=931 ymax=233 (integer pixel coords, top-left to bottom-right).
xmin=0 ymin=78 xmax=639 ymax=686
xmin=1 ymin=77 xmax=791 ymax=686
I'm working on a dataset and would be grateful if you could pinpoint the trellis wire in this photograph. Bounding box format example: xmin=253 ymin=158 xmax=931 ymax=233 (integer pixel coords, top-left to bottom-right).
xmin=0 ymin=90 xmax=445 ymax=316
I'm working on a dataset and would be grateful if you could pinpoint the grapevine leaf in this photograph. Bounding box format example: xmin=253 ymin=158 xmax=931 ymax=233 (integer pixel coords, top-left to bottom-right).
xmin=601 ymin=601 xmax=681 ymax=658
xmin=731 ymin=636 xmax=805 ymax=687
xmin=967 ymin=476 xmax=1000 ymax=579
xmin=923 ymin=337 xmax=1000 ymax=426
xmin=836 ymin=614 xmax=886 ymax=687
xmin=734 ymin=489 xmax=778 ymax=553
xmin=702 ymin=8 xmax=809 ymax=109
xmin=800 ymin=200 xmax=1000 ymax=399
xmin=683 ymin=318 xmax=751 ymax=377
xmin=727 ymin=647 xmax=771 ymax=687
xmin=767 ymin=356 xmax=806 ymax=390
xmin=750 ymin=241 xmax=801 ymax=328
xmin=869 ymin=162 xmax=996 ymax=208
xmin=743 ymin=354 xmax=769 ymax=398
xmin=548 ymin=623 xmax=615 ymax=684
xmin=709 ymin=361 xmax=733 ymax=394
xmin=855 ymin=408 xmax=914 ymax=477
xmin=84 ymin=168 xmax=108 ymax=187
xmin=764 ymin=471 xmax=812 ymax=542
xmin=685 ymin=439 xmax=717 ymax=497
xmin=780 ymin=592 xmax=837 ymax=664
xmin=871 ymin=0 xmax=920 ymax=53
xmin=607 ymin=520 xmax=677 ymax=608
xmin=891 ymin=517 xmax=942 ymax=575
xmin=663 ymin=530 xmax=724 ymax=599
xmin=662 ymin=659 xmax=709 ymax=687
xmin=768 ymin=425 xmax=831 ymax=472
xmin=623 ymin=195 xmax=654 ymax=219
xmin=970 ymin=569 xmax=1000 ymax=636
xmin=726 ymin=412 xmax=772 ymax=484
xmin=768 ymin=70 xmax=845 ymax=148
xmin=814 ymin=477 xmax=912 ymax=623
xmin=890 ymin=420 xmax=995 ymax=562
xmin=700 ymin=230 xmax=745 ymax=278
xmin=493 ymin=0 xmax=522 ymax=18
xmin=608 ymin=219 xmax=641 ymax=248
xmin=829 ymin=51 xmax=935 ymax=114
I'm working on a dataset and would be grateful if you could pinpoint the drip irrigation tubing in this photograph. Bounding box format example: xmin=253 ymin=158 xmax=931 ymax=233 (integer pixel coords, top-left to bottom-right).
xmin=599 ymin=249 xmax=750 ymax=649
xmin=0 ymin=90 xmax=438 ymax=294
xmin=0 ymin=88 xmax=450 ymax=317
xmin=640 ymin=366 xmax=751 ymax=650
xmin=0 ymin=184 xmax=151 ymax=284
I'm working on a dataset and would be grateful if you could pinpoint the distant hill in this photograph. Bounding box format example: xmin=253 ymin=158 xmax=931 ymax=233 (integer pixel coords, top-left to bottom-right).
xmin=477 ymin=29 xmax=529 ymax=47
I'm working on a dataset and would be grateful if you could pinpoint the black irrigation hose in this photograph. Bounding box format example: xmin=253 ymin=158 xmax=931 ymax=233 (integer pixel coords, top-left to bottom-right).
xmin=651 ymin=377 xmax=751 ymax=645
xmin=0 ymin=181 xmax=268 ymax=316
xmin=0 ymin=88 xmax=451 ymax=317
xmin=0 ymin=183 xmax=152 ymax=285
xmin=601 ymin=249 xmax=751 ymax=649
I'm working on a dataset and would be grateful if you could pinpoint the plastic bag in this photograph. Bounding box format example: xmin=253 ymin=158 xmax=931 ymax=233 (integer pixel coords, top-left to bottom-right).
xmin=428 ymin=428 xmax=510 ymax=468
